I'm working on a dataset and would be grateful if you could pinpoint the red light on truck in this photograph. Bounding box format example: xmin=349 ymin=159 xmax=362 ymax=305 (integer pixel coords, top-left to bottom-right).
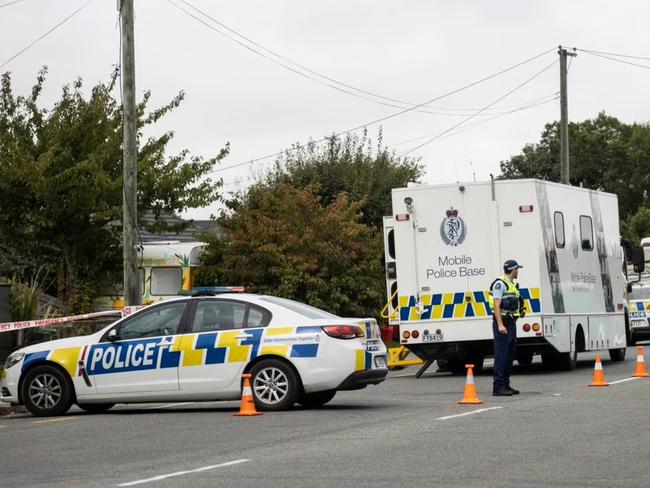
xmin=522 ymin=323 xmax=531 ymax=332
xmin=395 ymin=213 xmax=410 ymax=221
xmin=411 ymin=330 xmax=420 ymax=339
xmin=519 ymin=205 xmax=534 ymax=213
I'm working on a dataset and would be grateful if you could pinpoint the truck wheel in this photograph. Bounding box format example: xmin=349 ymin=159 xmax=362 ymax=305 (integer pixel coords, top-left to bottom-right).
xmin=297 ymin=390 xmax=337 ymax=408
xmin=250 ymin=359 xmax=300 ymax=411
xmin=516 ymin=352 xmax=534 ymax=366
xmin=21 ymin=365 xmax=73 ymax=417
xmin=77 ymin=403 xmax=115 ymax=414
xmin=609 ymin=347 xmax=626 ymax=362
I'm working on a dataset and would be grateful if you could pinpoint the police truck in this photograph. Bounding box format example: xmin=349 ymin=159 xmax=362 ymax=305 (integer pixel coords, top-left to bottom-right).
xmin=383 ymin=178 xmax=642 ymax=374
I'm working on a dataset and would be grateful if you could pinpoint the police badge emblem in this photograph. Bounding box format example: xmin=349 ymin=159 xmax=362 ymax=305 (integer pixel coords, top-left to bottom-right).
xmin=440 ymin=207 xmax=466 ymax=246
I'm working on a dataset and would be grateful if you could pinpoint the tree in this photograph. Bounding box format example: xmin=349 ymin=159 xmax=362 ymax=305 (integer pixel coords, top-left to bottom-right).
xmin=265 ymin=130 xmax=423 ymax=228
xmin=0 ymin=69 xmax=228 ymax=308
xmin=621 ymin=207 xmax=650 ymax=245
xmin=198 ymin=183 xmax=384 ymax=318
xmin=499 ymin=112 xmax=650 ymax=221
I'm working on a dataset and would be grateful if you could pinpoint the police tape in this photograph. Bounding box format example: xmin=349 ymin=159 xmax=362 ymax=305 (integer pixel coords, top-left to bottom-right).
xmin=0 ymin=310 xmax=125 ymax=333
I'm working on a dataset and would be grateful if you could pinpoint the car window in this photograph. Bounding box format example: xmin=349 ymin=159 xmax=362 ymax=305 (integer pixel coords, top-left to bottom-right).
xmin=246 ymin=306 xmax=267 ymax=328
xmin=118 ymin=302 xmax=186 ymax=340
xmin=151 ymin=267 xmax=182 ymax=295
xmin=192 ymin=301 xmax=247 ymax=332
xmin=260 ymin=296 xmax=338 ymax=319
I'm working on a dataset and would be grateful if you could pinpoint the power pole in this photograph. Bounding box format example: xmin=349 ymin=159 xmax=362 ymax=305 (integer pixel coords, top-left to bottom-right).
xmin=559 ymin=46 xmax=577 ymax=185
xmin=120 ymin=0 xmax=140 ymax=306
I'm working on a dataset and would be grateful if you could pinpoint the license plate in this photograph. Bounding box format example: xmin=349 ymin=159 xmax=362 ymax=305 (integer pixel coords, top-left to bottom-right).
xmin=374 ymin=355 xmax=387 ymax=368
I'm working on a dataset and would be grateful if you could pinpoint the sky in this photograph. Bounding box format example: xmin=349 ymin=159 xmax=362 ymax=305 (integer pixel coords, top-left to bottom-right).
xmin=1 ymin=0 xmax=649 ymax=219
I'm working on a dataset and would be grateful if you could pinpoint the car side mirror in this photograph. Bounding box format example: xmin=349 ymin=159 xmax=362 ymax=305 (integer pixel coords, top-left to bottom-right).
xmin=107 ymin=329 xmax=121 ymax=342
xmin=632 ymin=246 xmax=645 ymax=273
xmin=627 ymin=282 xmax=633 ymax=294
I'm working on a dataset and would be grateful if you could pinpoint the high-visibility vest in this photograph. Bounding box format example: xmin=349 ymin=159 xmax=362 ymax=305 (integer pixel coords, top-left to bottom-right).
xmin=487 ymin=276 xmax=522 ymax=317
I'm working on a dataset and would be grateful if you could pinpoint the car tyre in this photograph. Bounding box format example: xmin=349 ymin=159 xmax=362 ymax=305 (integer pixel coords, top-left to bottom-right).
xmin=77 ymin=403 xmax=115 ymax=414
xmin=250 ymin=359 xmax=300 ymax=411
xmin=21 ymin=365 xmax=73 ymax=417
xmin=609 ymin=347 xmax=626 ymax=362
xmin=297 ymin=390 xmax=337 ymax=408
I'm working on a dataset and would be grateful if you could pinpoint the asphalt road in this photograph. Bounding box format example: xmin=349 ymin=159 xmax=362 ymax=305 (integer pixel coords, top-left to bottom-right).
xmin=1 ymin=346 xmax=650 ymax=488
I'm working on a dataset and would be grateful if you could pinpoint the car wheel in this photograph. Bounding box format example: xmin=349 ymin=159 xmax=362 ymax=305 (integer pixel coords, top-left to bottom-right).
xmin=609 ymin=347 xmax=626 ymax=362
xmin=250 ymin=359 xmax=300 ymax=411
xmin=298 ymin=390 xmax=337 ymax=408
xmin=22 ymin=365 xmax=73 ymax=417
xmin=77 ymin=403 xmax=115 ymax=414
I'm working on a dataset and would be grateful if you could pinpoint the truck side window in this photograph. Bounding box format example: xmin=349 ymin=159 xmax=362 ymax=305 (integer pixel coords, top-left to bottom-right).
xmin=387 ymin=229 xmax=396 ymax=259
xmin=580 ymin=215 xmax=594 ymax=251
xmin=554 ymin=212 xmax=565 ymax=248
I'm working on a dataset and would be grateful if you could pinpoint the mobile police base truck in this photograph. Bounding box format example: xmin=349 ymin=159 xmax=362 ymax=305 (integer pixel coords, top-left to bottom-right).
xmin=383 ymin=178 xmax=636 ymax=374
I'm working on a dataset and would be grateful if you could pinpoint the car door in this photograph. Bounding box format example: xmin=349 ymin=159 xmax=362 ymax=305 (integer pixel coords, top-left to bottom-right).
xmin=178 ymin=299 xmax=271 ymax=394
xmin=88 ymin=301 xmax=190 ymax=395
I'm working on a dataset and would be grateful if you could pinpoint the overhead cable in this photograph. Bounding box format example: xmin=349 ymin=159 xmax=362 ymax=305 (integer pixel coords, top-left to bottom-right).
xmin=0 ymin=0 xmax=95 ymax=70
xmin=206 ymin=47 xmax=556 ymax=175
xmin=398 ymin=59 xmax=559 ymax=157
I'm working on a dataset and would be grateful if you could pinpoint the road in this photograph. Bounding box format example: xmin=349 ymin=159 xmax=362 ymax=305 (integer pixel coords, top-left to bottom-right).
xmin=1 ymin=347 xmax=649 ymax=488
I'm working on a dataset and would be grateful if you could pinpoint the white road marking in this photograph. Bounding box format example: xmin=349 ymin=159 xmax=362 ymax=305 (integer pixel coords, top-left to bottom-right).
xmin=145 ymin=402 xmax=194 ymax=410
xmin=116 ymin=459 xmax=250 ymax=486
xmin=608 ymin=377 xmax=642 ymax=385
xmin=437 ymin=406 xmax=503 ymax=421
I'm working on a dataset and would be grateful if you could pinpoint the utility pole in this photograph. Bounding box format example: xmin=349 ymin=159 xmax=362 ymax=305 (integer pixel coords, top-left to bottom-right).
xmin=120 ymin=0 xmax=140 ymax=306
xmin=559 ymin=46 xmax=577 ymax=185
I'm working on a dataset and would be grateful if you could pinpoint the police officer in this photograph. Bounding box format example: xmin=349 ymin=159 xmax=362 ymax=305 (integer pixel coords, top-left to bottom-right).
xmin=489 ymin=259 xmax=525 ymax=396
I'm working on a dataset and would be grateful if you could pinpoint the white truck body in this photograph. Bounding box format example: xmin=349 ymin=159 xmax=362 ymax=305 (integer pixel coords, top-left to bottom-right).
xmin=383 ymin=179 xmax=629 ymax=370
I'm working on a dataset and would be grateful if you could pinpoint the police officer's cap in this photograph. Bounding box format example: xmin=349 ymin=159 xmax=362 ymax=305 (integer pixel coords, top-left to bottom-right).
xmin=503 ymin=259 xmax=523 ymax=272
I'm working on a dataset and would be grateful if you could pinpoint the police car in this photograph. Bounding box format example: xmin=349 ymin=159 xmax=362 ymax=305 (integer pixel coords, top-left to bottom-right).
xmin=0 ymin=294 xmax=388 ymax=416
xmin=628 ymin=285 xmax=650 ymax=345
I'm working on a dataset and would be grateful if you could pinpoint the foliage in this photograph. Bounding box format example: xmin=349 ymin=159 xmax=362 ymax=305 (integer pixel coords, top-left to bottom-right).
xmin=198 ymin=183 xmax=385 ymax=318
xmin=499 ymin=112 xmax=650 ymax=222
xmin=265 ymin=130 xmax=423 ymax=228
xmin=621 ymin=207 xmax=650 ymax=246
xmin=0 ymin=68 xmax=228 ymax=308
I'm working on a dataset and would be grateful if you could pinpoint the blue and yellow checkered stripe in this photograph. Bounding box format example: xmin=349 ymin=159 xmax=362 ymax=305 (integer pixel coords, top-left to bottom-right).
xmin=631 ymin=301 xmax=650 ymax=313
xmin=399 ymin=288 xmax=541 ymax=321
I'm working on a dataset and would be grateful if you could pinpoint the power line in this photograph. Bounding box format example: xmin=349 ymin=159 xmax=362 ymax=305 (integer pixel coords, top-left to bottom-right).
xmin=0 ymin=0 xmax=25 ymax=8
xmin=398 ymin=59 xmax=559 ymax=157
xmin=390 ymin=94 xmax=559 ymax=148
xmin=579 ymin=49 xmax=650 ymax=71
xmin=206 ymin=47 xmax=556 ymax=175
xmin=0 ymin=0 xmax=95 ymax=70
xmin=218 ymin=94 xmax=560 ymax=191
xmin=578 ymin=48 xmax=650 ymax=62
xmin=171 ymin=0 xmax=549 ymax=117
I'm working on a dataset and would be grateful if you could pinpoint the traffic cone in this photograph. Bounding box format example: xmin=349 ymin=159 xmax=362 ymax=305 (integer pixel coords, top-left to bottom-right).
xmin=458 ymin=364 xmax=483 ymax=404
xmin=234 ymin=373 xmax=262 ymax=416
xmin=632 ymin=346 xmax=649 ymax=378
xmin=588 ymin=355 xmax=609 ymax=387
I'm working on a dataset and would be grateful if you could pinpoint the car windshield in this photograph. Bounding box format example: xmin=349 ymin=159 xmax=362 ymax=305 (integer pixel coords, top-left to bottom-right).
xmin=260 ymin=296 xmax=338 ymax=319
xmin=629 ymin=287 xmax=650 ymax=300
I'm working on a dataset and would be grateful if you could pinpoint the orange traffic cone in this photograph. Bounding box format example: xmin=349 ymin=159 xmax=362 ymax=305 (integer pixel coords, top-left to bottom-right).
xmin=588 ymin=355 xmax=609 ymax=387
xmin=234 ymin=373 xmax=262 ymax=416
xmin=632 ymin=346 xmax=649 ymax=378
xmin=458 ymin=364 xmax=483 ymax=404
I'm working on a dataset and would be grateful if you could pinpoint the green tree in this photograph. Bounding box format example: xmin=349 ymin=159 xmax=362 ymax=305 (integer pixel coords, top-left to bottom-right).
xmin=621 ymin=207 xmax=650 ymax=245
xmin=198 ymin=183 xmax=384 ymax=318
xmin=0 ymin=69 xmax=228 ymax=308
xmin=499 ymin=112 xmax=650 ymax=221
xmin=265 ymin=130 xmax=423 ymax=228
